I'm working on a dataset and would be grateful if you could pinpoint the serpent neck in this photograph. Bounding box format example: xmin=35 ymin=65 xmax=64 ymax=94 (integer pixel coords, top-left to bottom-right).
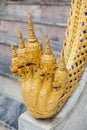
xmin=64 ymin=0 xmax=82 ymax=65
xmin=64 ymin=0 xmax=87 ymax=87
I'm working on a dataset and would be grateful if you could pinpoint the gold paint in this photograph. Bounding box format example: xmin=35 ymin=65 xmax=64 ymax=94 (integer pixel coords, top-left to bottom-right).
xmin=11 ymin=44 xmax=17 ymax=58
xmin=10 ymin=45 xmax=19 ymax=76
xmin=40 ymin=36 xmax=56 ymax=76
xmin=10 ymin=1 xmax=87 ymax=118
xmin=18 ymin=29 xmax=25 ymax=49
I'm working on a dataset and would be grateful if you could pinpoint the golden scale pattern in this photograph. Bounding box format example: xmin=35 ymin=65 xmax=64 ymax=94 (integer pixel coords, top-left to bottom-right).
xmin=10 ymin=0 xmax=87 ymax=119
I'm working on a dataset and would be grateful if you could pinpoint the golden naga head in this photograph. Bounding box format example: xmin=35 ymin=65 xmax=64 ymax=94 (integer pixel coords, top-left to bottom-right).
xmin=53 ymin=50 xmax=69 ymax=89
xmin=40 ymin=36 xmax=57 ymax=76
xmin=25 ymin=13 xmax=42 ymax=65
xmin=11 ymin=13 xmax=43 ymax=77
xmin=10 ymin=11 xmax=77 ymax=119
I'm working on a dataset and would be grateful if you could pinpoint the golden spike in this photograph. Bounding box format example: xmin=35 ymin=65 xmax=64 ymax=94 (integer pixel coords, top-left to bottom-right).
xmin=60 ymin=49 xmax=64 ymax=57
xmin=28 ymin=13 xmax=37 ymax=42
xmin=18 ymin=29 xmax=25 ymax=49
xmin=58 ymin=50 xmax=66 ymax=71
xmin=28 ymin=13 xmax=34 ymax=32
xmin=44 ymin=36 xmax=52 ymax=55
xmin=11 ymin=44 xmax=17 ymax=58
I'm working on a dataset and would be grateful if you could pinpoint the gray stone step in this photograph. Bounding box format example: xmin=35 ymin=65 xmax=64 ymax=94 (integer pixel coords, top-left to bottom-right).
xmin=0 ymin=58 xmax=23 ymax=102
xmin=0 ymin=93 xmax=26 ymax=130
xmin=0 ymin=32 xmax=62 ymax=59
xmin=0 ymin=15 xmax=67 ymax=42
xmin=6 ymin=1 xmax=70 ymax=21
xmin=6 ymin=0 xmax=70 ymax=5
xmin=0 ymin=33 xmax=24 ymax=101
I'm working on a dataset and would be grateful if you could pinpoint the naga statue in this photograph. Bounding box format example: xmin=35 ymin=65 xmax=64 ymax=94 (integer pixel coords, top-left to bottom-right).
xmin=10 ymin=0 xmax=87 ymax=119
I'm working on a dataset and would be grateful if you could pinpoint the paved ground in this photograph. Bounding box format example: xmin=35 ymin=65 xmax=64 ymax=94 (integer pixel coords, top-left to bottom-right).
xmin=0 ymin=125 xmax=8 ymax=130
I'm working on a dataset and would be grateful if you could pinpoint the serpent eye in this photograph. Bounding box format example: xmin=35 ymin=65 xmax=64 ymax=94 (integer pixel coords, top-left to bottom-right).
xmin=40 ymin=74 xmax=45 ymax=77
xmin=26 ymin=63 xmax=33 ymax=66
xmin=26 ymin=63 xmax=36 ymax=66
xmin=53 ymin=86 xmax=61 ymax=90
xmin=47 ymin=73 xmax=50 ymax=75
xmin=13 ymin=71 xmax=18 ymax=74
xmin=18 ymin=65 xmax=24 ymax=69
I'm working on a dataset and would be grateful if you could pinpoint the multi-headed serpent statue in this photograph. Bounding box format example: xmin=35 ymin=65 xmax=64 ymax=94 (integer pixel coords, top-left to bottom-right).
xmin=10 ymin=0 xmax=87 ymax=118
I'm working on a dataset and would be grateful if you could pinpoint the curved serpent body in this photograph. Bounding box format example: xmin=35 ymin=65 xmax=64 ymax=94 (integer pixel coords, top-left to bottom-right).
xmin=10 ymin=0 xmax=87 ymax=118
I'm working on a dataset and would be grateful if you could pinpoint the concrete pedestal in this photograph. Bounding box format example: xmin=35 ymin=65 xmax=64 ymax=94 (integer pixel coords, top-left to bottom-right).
xmin=18 ymin=68 xmax=87 ymax=130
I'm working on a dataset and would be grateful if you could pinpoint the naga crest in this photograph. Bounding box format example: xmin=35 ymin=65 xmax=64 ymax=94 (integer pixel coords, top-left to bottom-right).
xmin=10 ymin=0 xmax=87 ymax=119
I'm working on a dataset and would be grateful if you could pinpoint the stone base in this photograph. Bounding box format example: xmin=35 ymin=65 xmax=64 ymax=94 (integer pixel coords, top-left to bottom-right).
xmin=18 ymin=68 xmax=87 ymax=130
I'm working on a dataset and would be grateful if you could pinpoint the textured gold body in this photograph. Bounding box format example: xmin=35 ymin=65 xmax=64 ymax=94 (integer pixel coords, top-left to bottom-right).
xmin=10 ymin=0 xmax=87 ymax=118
